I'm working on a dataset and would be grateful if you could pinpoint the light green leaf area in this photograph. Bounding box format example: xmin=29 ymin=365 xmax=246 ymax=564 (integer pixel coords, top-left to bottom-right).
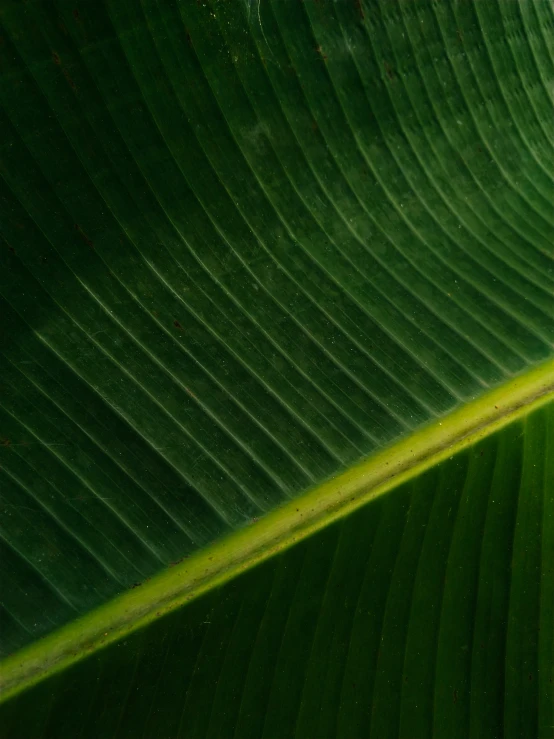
xmin=1 ymin=395 xmax=553 ymax=738
xmin=0 ymin=0 xmax=553 ymax=735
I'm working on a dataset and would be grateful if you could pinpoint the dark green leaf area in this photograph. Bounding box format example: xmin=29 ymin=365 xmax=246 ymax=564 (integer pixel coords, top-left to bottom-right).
xmin=2 ymin=401 xmax=551 ymax=739
xmin=1 ymin=0 xmax=553 ymax=655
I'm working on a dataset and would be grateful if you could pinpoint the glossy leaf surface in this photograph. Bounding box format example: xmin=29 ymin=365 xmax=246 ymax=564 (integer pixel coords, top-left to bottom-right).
xmin=0 ymin=0 xmax=553 ymax=735
xmin=1 ymin=399 xmax=552 ymax=738
xmin=1 ymin=0 xmax=553 ymax=655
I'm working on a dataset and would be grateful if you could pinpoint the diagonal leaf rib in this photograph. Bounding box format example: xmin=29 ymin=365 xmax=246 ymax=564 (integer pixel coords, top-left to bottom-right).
xmin=1 ymin=358 xmax=552 ymax=704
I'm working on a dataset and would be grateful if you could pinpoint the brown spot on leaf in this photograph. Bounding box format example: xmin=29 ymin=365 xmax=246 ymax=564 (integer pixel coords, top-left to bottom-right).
xmin=354 ymin=0 xmax=365 ymax=20
xmin=173 ymin=319 xmax=183 ymax=330
xmin=453 ymin=689 xmax=458 ymax=703
xmin=52 ymin=51 xmax=77 ymax=89
xmin=62 ymin=68 xmax=77 ymax=90
xmin=316 ymin=45 xmax=328 ymax=61
xmin=74 ymin=223 xmax=93 ymax=248
xmin=384 ymin=61 xmax=395 ymax=81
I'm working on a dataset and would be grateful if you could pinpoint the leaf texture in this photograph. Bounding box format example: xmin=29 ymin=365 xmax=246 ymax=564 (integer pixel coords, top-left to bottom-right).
xmin=1 ymin=398 xmax=552 ymax=738
xmin=0 ymin=0 xmax=553 ymax=660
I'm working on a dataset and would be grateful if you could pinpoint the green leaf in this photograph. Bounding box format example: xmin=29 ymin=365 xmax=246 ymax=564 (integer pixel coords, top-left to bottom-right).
xmin=0 ymin=0 xmax=553 ymax=735
xmin=1 ymin=394 xmax=553 ymax=737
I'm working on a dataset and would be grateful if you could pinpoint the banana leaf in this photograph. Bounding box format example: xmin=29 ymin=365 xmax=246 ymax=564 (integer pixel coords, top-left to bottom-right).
xmin=0 ymin=0 xmax=553 ymax=736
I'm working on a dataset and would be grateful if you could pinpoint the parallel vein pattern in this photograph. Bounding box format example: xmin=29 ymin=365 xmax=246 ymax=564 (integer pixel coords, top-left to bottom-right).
xmin=1 ymin=399 xmax=551 ymax=739
xmin=1 ymin=0 xmax=553 ymax=655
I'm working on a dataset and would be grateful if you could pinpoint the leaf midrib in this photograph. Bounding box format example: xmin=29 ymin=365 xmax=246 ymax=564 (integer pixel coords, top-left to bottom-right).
xmin=1 ymin=358 xmax=553 ymax=703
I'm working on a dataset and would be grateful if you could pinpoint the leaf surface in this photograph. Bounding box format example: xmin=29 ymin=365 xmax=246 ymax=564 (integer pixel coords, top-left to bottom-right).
xmin=0 ymin=0 xmax=553 ymax=735
xmin=1 ymin=397 xmax=552 ymax=738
